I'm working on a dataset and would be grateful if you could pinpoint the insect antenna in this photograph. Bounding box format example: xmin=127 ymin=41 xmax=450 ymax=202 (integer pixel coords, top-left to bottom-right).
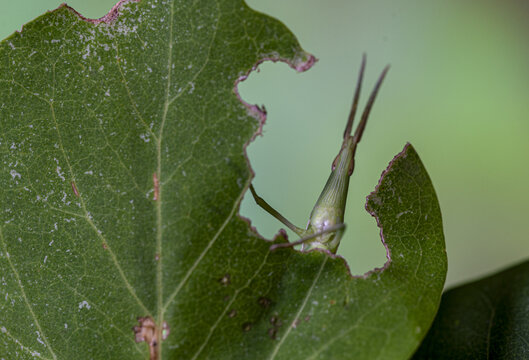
xmin=343 ymin=54 xmax=366 ymax=139
xmin=352 ymin=63 xmax=390 ymax=146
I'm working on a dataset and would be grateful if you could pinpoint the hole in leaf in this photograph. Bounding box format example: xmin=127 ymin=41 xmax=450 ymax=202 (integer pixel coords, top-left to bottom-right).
xmin=238 ymin=60 xmax=388 ymax=275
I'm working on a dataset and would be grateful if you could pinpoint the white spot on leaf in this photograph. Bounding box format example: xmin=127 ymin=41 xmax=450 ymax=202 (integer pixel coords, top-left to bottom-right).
xmin=9 ymin=170 xmax=21 ymax=180
xmin=139 ymin=133 xmax=150 ymax=143
xmin=78 ymin=300 xmax=91 ymax=310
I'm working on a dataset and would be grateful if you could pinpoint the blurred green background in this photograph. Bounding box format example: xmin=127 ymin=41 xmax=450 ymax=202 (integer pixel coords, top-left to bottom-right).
xmin=1 ymin=0 xmax=528 ymax=288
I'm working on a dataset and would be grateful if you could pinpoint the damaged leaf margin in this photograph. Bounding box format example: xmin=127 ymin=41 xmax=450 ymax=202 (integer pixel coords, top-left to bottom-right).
xmin=0 ymin=0 xmax=317 ymax=358
xmin=233 ymin=143 xmax=447 ymax=360
xmin=0 ymin=0 xmax=446 ymax=359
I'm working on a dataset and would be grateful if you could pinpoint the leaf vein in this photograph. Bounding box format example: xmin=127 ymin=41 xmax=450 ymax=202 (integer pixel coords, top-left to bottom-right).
xmin=162 ymin=185 xmax=245 ymax=312
xmin=84 ymin=105 xmax=144 ymax=193
xmin=307 ymin=284 xmax=406 ymax=359
xmin=81 ymin=213 xmax=152 ymax=316
xmin=190 ymin=249 xmax=272 ymax=359
xmin=114 ymin=43 xmax=158 ymax=142
xmin=45 ymin=268 xmax=145 ymax=354
xmin=47 ymin=100 xmax=150 ymax=316
xmin=480 ymin=291 xmax=495 ymax=359
xmin=0 ymin=226 xmax=58 ymax=360
xmin=269 ymin=257 xmax=328 ymax=360
xmin=167 ymin=1 xmax=220 ymax=107
xmin=0 ymin=324 xmax=53 ymax=360
xmin=154 ymin=1 xmax=178 ymax=355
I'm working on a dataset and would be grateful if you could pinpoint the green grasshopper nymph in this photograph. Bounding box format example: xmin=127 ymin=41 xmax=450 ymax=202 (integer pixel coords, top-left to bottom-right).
xmin=250 ymin=55 xmax=389 ymax=254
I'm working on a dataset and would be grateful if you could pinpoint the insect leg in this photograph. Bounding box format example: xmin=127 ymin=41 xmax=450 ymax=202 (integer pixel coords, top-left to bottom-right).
xmin=249 ymin=184 xmax=305 ymax=236
xmin=269 ymin=223 xmax=346 ymax=252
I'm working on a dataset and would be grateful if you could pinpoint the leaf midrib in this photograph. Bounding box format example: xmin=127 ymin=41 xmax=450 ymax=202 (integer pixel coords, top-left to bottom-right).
xmin=155 ymin=0 xmax=175 ymax=356
xmin=156 ymin=0 xmax=222 ymax=348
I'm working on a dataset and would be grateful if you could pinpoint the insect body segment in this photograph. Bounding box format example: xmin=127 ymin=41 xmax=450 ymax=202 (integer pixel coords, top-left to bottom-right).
xmin=303 ymin=146 xmax=352 ymax=253
xmin=251 ymin=55 xmax=389 ymax=254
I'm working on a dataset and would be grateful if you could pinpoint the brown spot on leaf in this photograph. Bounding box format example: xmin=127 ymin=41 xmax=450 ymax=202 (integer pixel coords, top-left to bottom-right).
xmin=330 ymin=299 xmax=336 ymax=305
xmin=268 ymin=313 xmax=283 ymax=338
xmin=304 ymin=315 xmax=311 ymax=322
xmin=71 ymin=181 xmax=79 ymax=197
xmin=155 ymin=254 xmax=160 ymax=261
xmin=102 ymin=243 xmax=108 ymax=250
xmin=270 ymin=315 xmax=282 ymax=327
xmin=133 ymin=316 xmax=168 ymax=360
xmin=242 ymin=322 xmax=252 ymax=332
xmin=257 ymin=296 xmax=272 ymax=309
xmin=219 ymin=273 xmax=231 ymax=286
xmin=228 ymin=309 xmax=237 ymax=318
xmin=268 ymin=327 xmax=278 ymax=340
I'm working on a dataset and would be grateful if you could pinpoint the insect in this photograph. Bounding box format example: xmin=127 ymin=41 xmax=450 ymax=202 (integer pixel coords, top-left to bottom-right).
xmin=250 ymin=55 xmax=389 ymax=254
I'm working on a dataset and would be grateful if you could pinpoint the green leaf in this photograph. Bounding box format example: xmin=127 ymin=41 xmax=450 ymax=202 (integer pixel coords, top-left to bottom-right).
xmin=413 ymin=260 xmax=529 ymax=359
xmin=0 ymin=1 xmax=446 ymax=359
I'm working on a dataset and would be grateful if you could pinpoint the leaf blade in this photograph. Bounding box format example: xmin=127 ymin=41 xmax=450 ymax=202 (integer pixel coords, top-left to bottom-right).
xmin=0 ymin=1 xmax=445 ymax=359
xmin=414 ymin=260 xmax=529 ymax=359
